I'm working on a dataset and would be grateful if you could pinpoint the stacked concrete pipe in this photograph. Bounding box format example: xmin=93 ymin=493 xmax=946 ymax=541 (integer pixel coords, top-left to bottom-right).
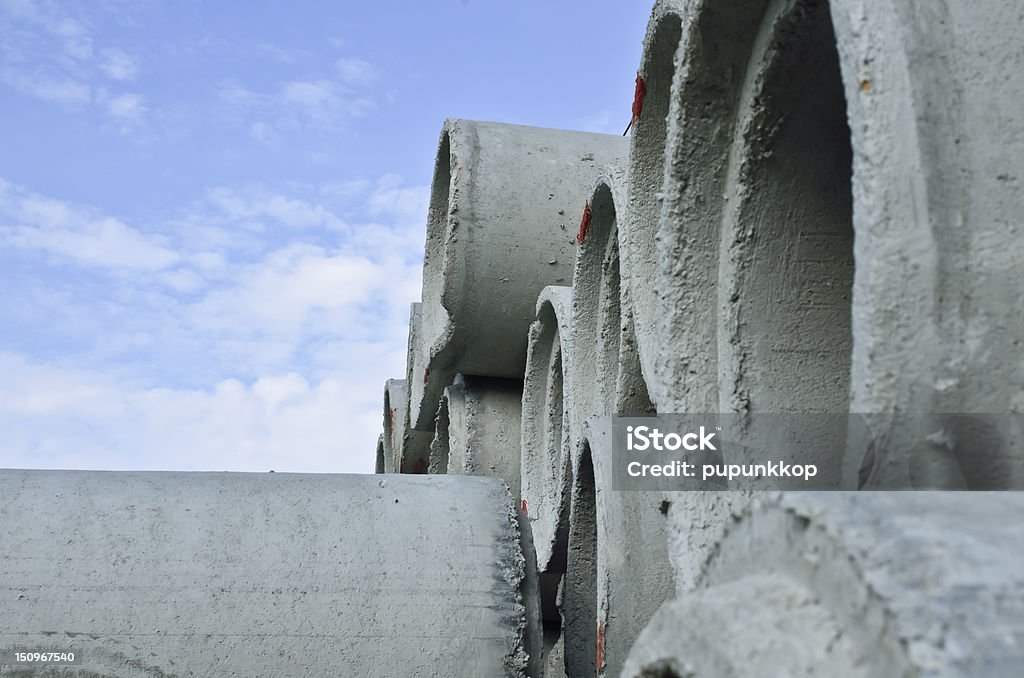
xmin=427 ymin=374 xmax=524 ymax=499
xmin=374 ymin=433 xmax=385 ymax=474
xmin=623 ymin=0 xmax=686 ymax=411
xmin=572 ymin=168 xmax=655 ymax=419
xmin=382 ymin=375 xmax=430 ymax=475
xmin=623 ymin=492 xmax=1024 ymax=677
xmin=519 ymin=285 xmax=575 ymax=673
xmin=0 ymin=470 xmax=531 ymax=677
xmin=561 ymin=418 xmax=674 ymax=678
xmin=828 ymin=0 xmax=1024 ymax=488
xmin=407 ymin=119 xmax=629 ymax=435
xmin=520 ymin=286 xmax=574 ymax=570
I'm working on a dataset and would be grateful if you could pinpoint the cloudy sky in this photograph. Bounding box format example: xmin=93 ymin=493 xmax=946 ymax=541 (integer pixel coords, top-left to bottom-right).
xmin=0 ymin=0 xmax=649 ymax=473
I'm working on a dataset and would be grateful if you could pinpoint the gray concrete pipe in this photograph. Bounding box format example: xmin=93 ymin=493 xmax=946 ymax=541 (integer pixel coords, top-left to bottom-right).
xmin=572 ymin=168 xmax=656 ymax=421
xmin=641 ymin=0 xmax=1024 ymax=485
xmin=408 ymin=119 xmax=629 ymax=433
xmin=561 ymin=417 xmax=674 ymax=678
xmin=624 ymin=492 xmax=1024 ymax=677
xmin=382 ymin=376 xmax=430 ymax=475
xmin=520 ymin=285 xmax=574 ymax=578
xmin=828 ymin=0 xmax=1024 ymax=488
xmin=427 ymin=374 xmax=524 ymax=500
xmin=623 ymin=0 xmax=687 ymax=411
xmin=374 ymin=433 xmax=385 ymax=474
xmin=397 ymin=303 xmax=433 ymax=473
xmin=0 ymin=470 xmax=532 ymax=677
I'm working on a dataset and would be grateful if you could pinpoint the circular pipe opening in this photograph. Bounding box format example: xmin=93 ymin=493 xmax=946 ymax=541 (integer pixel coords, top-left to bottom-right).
xmin=564 ymin=444 xmax=598 ymax=676
xmin=719 ymin=0 xmax=854 ymax=417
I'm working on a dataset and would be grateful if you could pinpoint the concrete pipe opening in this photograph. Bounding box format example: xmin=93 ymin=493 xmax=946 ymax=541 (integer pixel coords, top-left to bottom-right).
xmin=382 ymin=379 xmax=405 ymax=474
xmin=718 ymin=0 xmax=854 ymax=419
xmin=375 ymin=434 xmax=385 ymax=474
xmin=564 ymin=443 xmax=599 ymax=677
xmin=521 ymin=289 xmax=573 ymax=570
xmin=625 ymin=7 xmax=684 ymax=407
xmin=576 ymin=175 xmax=656 ymax=419
xmin=428 ymin=391 xmax=451 ymax=474
xmin=410 ymin=120 xmax=628 ymax=433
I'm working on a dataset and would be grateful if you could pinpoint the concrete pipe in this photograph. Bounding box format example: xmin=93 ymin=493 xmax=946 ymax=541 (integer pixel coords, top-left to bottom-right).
xmin=561 ymin=417 xmax=674 ymax=678
xmin=408 ymin=119 xmax=629 ymax=433
xmin=573 ymin=168 xmax=656 ymax=421
xmin=826 ymin=0 xmax=1024 ymax=488
xmin=428 ymin=374 xmax=524 ymax=499
xmin=375 ymin=433 xmax=385 ymax=474
xmin=623 ymin=0 xmax=686 ymax=410
xmin=383 ymin=377 xmax=430 ymax=475
xmin=0 ymin=470 xmax=532 ymax=677
xmin=397 ymin=303 xmax=433 ymax=474
xmin=520 ymin=285 xmax=574 ymax=575
xmin=624 ymin=492 xmax=1024 ymax=677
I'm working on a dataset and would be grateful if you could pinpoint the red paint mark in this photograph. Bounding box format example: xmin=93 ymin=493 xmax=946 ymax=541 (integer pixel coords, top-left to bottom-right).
xmin=521 ymin=499 xmax=528 ymax=515
xmin=632 ymin=74 xmax=647 ymax=122
xmin=423 ymin=368 xmax=430 ymax=384
xmin=388 ymin=406 xmax=396 ymax=431
xmin=576 ymin=201 xmax=592 ymax=246
xmin=596 ymin=620 xmax=606 ymax=671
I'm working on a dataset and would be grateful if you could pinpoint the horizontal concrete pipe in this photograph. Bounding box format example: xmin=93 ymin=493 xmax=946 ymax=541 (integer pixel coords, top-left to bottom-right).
xmin=560 ymin=418 xmax=674 ymax=678
xmin=0 ymin=470 xmax=530 ymax=677
xmin=382 ymin=376 xmax=430 ymax=475
xmin=408 ymin=119 xmax=629 ymax=434
xmin=520 ymin=285 xmax=575 ymax=577
xmin=624 ymin=492 xmax=1024 ymax=677
xmin=572 ymin=168 xmax=655 ymax=420
xmin=428 ymin=374 xmax=524 ymax=499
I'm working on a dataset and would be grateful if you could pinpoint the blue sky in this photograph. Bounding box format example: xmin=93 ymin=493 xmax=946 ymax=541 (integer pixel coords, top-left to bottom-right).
xmin=0 ymin=0 xmax=650 ymax=473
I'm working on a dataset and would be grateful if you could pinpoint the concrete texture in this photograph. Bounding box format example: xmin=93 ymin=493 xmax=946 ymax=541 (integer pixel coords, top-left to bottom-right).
xmin=623 ymin=0 xmax=686 ymax=411
xmin=572 ymin=169 xmax=655 ymax=420
xmin=561 ymin=418 xmax=674 ymax=678
xmin=408 ymin=119 xmax=629 ymax=433
xmin=427 ymin=374 xmax=524 ymax=500
xmin=374 ymin=433 xmax=385 ymax=474
xmin=382 ymin=377 xmax=430 ymax=475
xmin=627 ymin=492 xmax=1024 ymax=677
xmin=830 ymin=0 xmax=1024 ymax=485
xmin=0 ymin=470 xmax=529 ymax=677
xmin=520 ymin=286 xmax=574 ymax=577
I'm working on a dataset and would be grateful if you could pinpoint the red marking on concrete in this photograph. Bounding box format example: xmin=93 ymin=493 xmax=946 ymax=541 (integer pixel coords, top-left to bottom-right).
xmin=423 ymin=368 xmax=430 ymax=384
xmin=577 ymin=201 xmax=592 ymax=246
xmin=632 ymin=74 xmax=647 ymax=122
xmin=596 ymin=620 xmax=606 ymax=671
xmin=521 ymin=499 xmax=528 ymax=515
xmin=388 ymin=407 xmax=396 ymax=431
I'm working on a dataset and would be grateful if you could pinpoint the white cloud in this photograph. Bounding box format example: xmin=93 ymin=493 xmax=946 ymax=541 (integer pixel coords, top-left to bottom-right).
xmin=0 ymin=181 xmax=177 ymax=270
xmin=335 ymin=57 xmax=378 ymax=86
xmin=0 ymin=174 xmax=427 ymax=473
xmin=0 ymin=352 xmax=379 ymax=473
xmin=0 ymin=69 xmax=91 ymax=106
xmin=98 ymin=47 xmax=138 ymax=81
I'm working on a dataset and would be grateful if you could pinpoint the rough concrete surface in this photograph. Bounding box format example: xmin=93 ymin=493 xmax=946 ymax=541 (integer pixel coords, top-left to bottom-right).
xmin=623 ymin=0 xmax=686 ymax=411
xmin=562 ymin=418 xmax=674 ymax=678
xmin=382 ymin=377 xmax=431 ymax=475
xmin=572 ymin=168 xmax=655 ymax=422
xmin=0 ymin=470 xmax=528 ymax=677
xmin=398 ymin=304 xmax=434 ymax=473
xmin=630 ymin=492 xmax=1024 ymax=677
xmin=408 ymin=119 xmax=629 ymax=433
xmin=428 ymin=375 xmax=524 ymax=500
xmin=520 ymin=285 xmax=575 ymax=576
